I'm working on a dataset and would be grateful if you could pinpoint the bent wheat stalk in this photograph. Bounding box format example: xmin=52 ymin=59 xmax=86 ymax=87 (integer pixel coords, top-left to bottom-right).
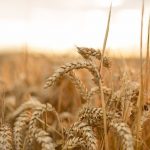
xmin=44 ymin=61 xmax=99 ymax=88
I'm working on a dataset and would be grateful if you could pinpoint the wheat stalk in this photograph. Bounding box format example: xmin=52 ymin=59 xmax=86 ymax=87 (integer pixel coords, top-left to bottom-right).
xmin=145 ymin=16 xmax=150 ymax=103
xmin=136 ymin=1 xmax=145 ymax=148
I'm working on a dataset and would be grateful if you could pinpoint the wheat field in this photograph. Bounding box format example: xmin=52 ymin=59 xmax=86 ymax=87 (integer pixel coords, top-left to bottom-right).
xmin=0 ymin=46 xmax=149 ymax=150
xmin=0 ymin=1 xmax=150 ymax=150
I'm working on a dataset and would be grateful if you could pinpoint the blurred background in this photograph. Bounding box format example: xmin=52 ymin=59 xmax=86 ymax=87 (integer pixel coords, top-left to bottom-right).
xmin=0 ymin=0 xmax=149 ymax=56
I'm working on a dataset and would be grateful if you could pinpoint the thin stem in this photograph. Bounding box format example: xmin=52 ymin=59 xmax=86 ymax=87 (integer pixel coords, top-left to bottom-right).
xmin=136 ymin=0 xmax=144 ymax=149
xmin=145 ymin=17 xmax=150 ymax=103
xmin=1 ymin=86 xmax=5 ymax=125
xmin=99 ymin=2 xmax=112 ymax=150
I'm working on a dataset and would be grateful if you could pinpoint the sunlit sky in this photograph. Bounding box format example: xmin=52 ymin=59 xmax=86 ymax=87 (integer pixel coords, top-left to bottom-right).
xmin=0 ymin=0 xmax=150 ymax=54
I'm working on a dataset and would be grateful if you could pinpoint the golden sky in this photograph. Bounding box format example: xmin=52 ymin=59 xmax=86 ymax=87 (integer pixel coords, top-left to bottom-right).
xmin=0 ymin=0 xmax=149 ymax=54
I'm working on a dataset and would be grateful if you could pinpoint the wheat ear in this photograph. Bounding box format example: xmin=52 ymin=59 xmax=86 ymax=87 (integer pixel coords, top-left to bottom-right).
xmin=44 ymin=61 xmax=99 ymax=88
xmin=88 ymin=86 xmax=112 ymax=101
xmin=7 ymin=97 xmax=41 ymax=120
xmin=62 ymin=137 xmax=86 ymax=150
xmin=68 ymin=71 xmax=90 ymax=103
xmin=79 ymin=106 xmax=120 ymax=127
xmin=64 ymin=121 xmax=97 ymax=150
xmin=33 ymin=127 xmax=55 ymax=150
xmin=27 ymin=103 xmax=54 ymax=147
xmin=110 ymin=119 xmax=134 ymax=150
xmin=0 ymin=123 xmax=14 ymax=150
xmin=76 ymin=46 xmax=111 ymax=68
xmin=13 ymin=110 xmax=31 ymax=150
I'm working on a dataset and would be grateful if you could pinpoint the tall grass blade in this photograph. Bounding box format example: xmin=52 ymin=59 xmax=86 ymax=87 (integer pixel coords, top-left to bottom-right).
xmin=145 ymin=17 xmax=150 ymax=103
xmin=136 ymin=0 xmax=144 ymax=149
xmin=99 ymin=2 xmax=112 ymax=150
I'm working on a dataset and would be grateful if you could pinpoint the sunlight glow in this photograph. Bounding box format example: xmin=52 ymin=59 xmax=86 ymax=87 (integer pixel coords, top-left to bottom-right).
xmin=99 ymin=0 xmax=123 ymax=7
xmin=108 ymin=10 xmax=141 ymax=50
xmin=0 ymin=0 xmax=149 ymax=55
xmin=0 ymin=21 xmax=27 ymax=46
